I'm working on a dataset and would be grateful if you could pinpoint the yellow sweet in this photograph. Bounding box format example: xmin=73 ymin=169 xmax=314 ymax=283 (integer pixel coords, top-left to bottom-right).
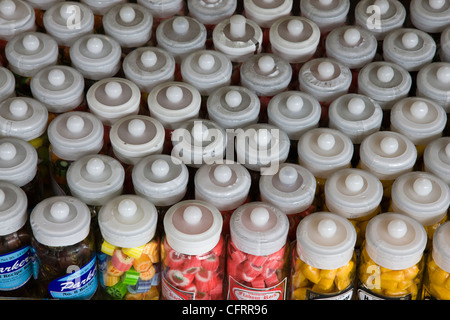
xmin=292 ymin=287 xmax=308 ymax=300
xmin=301 ymin=263 xmax=321 ymax=284
xmin=430 ymin=283 xmax=450 ymax=300
xmin=101 ymin=240 xmax=117 ymax=256
xmin=320 ymin=269 xmax=337 ymax=280
xmin=122 ymin=245 xmax=146 ymax=259
xmin=429 ymin=267 xmax=449 ymax=286
xmin=423 ymin=256 xmax=450 ymax=300
xmin=292 ymin=270 xmax=308 ymax=288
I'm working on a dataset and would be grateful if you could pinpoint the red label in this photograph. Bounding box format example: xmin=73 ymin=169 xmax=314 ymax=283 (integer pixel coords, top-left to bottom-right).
xmin=162 ymin=275 xmax=195 ymax=300
xmin=227 ymin=276 xmax=287 ymax=300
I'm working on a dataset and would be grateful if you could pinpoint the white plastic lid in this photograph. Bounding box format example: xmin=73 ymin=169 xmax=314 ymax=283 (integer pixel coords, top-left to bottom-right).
xmin=240 ymin=53 xmax=292 ymax=97
xmin=132 ymin=154 xmax=189 ymax=206
xmin=416 ymin=62 xmax=450 ymax=113
xmin=297 ymin=127 xmax=354 ymax=179
xmin=410 ymin=0 xmax=450 ymax=33
xmin=365 ymin=212 xmax=427 ymax=270
xmin=260 ymin=163 xmax=316 ymax=215
xmin=30 ymin=196 xmax=91 ymax=247
xmin=180 ymin=49 xmax=232 ymax=96
xmin=355 ymin=0 xmax=406 ymax=40
xmin=187 ymin=0 xmax=236 ymax=25
xmin=359 ymin=131 xmax=417 ymax=181
xmin=423 ymin=137 xmax=450 ymax=186
xmin=230 ymin=202 xmax=289 ymax=256
xmin=296 ymin=211 xmax=356 ymax=270
xmin=206 ymin=85 xmax=260 ymax=129
xmin=0 ymin=97 xmax=48 ymax=141
xmin=235 ymin=123 xmax=290 ymax=174
xmin=268 ymin=91 xmax=321 ymax=141
xmin=212 ymin=14 xmax=263 ymax=63
xmin=43 ymin=1 xmax=94 ymax=46
xmin=30 ymin=65 xmax=85 ymax=114
xmin=171 ymin=118 xmax=227 ymax=168
xmin=70 ymin=34 xmax=121 ymax=81
xmin=47 ymin=111 xmax=104 ymax=161
xmin=441 ymin=26 xmax=450 ymax=63
xmin=123 ymin=47 xmax=175 ymax=94
xmin=299 ymin=58 xmax=352 ymax=103
xmin=0 ymin=137 xmax=37 ymax=187
xmin=391 ymin=171 xmax=450 ymax=227
xmin=194 ymin=162 xmax=251 ymax=212
xmin=110 ymin=115 xmax=164 ymax=165
xmin=66 ymin=154 xmax=125 ymax=206
xmin=164 ymin=200 xmax=223 ymax=255
xmin=269 ymin=16 xmax=320 ymax=64
xmin=98 ymin=195 xmax=158 ymax=248
xmin=5 ymin=31 xmax=58 ymax=78
xmin=0 ymin=67 xmax=15 ymax=102
xmin=328 ymin=94 xmax=383 ymax=144
xmin=0 ymin=181 xmax=28 ymax=236
xmin=243 ymin=0 xmax=292 ymax=28
xmin=357 ymin=61 xmax=412 ymax=110
xmin=103 ymin=3 xmax=153 ymax=48
xmin=136 ymin=0 xmax=184 ymax=19
xmin=300 ymin=0 xmax=350 ymax=33
xmin=80 ymin=0 xmax=126 ymax=15
xmin=0 ymin=0 xmax=36 ymax=41
xmin=156 ymin=16 xmax=206 ymax=63
xmin=325 ymin=25 xmax=378 ymax=69
xmin=325 ymin=168 xmax=383 ymax=219
xmin=147 ymin=81 xmax=201 ymax=130
xmin=432 ymin=222 xmax=450 ymax=273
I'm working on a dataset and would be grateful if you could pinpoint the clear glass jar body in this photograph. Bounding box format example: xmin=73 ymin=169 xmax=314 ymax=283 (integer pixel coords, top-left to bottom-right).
xmin=422 ymin=251 xmax=450 ymax=300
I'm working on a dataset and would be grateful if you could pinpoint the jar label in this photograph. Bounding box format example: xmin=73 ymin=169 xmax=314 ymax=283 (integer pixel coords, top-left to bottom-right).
xmin=306 ymin=285 xmax=354 ymax=300
xmin=162 ymin=275 xmax=195 ymax=300
xmin=357 ymin=281 xmax=412 ymax=300
xmin=47 ymin=256 xmax=98 ymax=299
xmin=0 ymin=246 xmax=32 ymax=291
xmin=227 ymin=276 xmax=287 ymax=300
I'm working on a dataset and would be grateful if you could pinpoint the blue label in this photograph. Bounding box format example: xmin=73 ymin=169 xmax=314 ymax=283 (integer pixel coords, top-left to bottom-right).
xmin=48 ymin=256 xmax=98 ymax=299
xmin=0 ymin=246 xmax=32 ymax=291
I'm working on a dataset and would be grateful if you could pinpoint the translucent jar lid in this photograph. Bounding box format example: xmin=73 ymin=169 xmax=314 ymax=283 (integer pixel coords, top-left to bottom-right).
xmin=0 ymin=137 xmax=37 ymax=187
xmin=432 ymin=222 xmax=450 ymax=273
xmin=26 ymin=0 xmax=63 ymax=11
xmin=80 ymin=0 xmax=127 ymax=15
xmin=365 ymin=212 xmax=427 ymax=270
xmin=324 ymin=168 xmax=383 ymax=219
xmin=328 ymin=94 xmax=382 ymax=144
xmin=47 ymin=111 xmax=104 ymax=161
xmin=164 ymin=200 xmax=223 ymax=255
xmin=206 ymin=85 xmax=260 ymax=129
xmin=383 ymin=28 xmax=436 ymax=72
xmin=86 ymin=77 xmax=141 ymax=126
xmin=0 ymin=97 xmax=48 ymax=141
xmin=66 ymin=154 xmax=125 ymax=206
xmin=99 ymin=195 xmax=158 ymax=248
xmin=391 ymin=171 xmax=450 ymax=227
xmin=297 ymin=127 xmax=354 ymax=179
xmin=260 ymin=163 xmax=316 ymax=215
xmin=132 ymin=154 xmax=188 ymax=207
xmin=180 ymin=49 xmax=232 ymax=96
xmin=194 ymin=162 xmax=251 ymax=212
xmin=30 ymin=196 xmax=91 ymax=247
xmin=269 ymin=16 xmax=320 ymax=64
xmin=416 ymin=62 xmax=450 ymax=113
xmin=240 ymin=53 xmax=292 ymax=97
xmin=5 ymin=31 xmax=58 ymax=77
xmin=423 ymin=137 xmax=450 ymax=186
xmin=147 ymin=81 xmax=201 ymax=130
xmin=243 ymin=0 xmax=292 ymax=28
xmin=296 ymin=211 xmax=356 ymax=270
xmin=0 ymin=67 xmax=15 ymax=102
xmin=171 ymin=118 xmax=227 ymax=168
xmin=187 ymin=0 xmax=236 ymax=25
xmin=70 ymin=34 xmax=121 ymax=81
xmin=30 ymin=65 xmax=85 ymax=114
xmin=212 ymin=14 xmax=263 ymax=63
xmin=43 ymin=1 xmax=94 ymax=46
xmin=0 ymin=181 xmax=28 ymax=236
xmin=390 ymin=97 xmax=446 ymax=146
xmin=441 ymin=26 xmax=450 ymax=62
xmin=325 ymin=25 xmax=378 ymax=70
xmin=136 ymin=0 xmax=184 ymax=19
xmin=0 ymin=0 xmax=36 ymax=41
xmin=300 ymin=0 xmax=350 ymax=33
xmin=102 ymin=3 xmax=153 ymax=48
xmin=230 ymin=201 xmax=289 ymax=256
xmin=123 ymin=47 xmax=175 ymax=94
xmin=410 ymin=0 xmax=450 ymax=33
xmin=299 ymin=57 xmax=352 ymax=103
xmin=359 ymin=131 xmax=417 ymax=181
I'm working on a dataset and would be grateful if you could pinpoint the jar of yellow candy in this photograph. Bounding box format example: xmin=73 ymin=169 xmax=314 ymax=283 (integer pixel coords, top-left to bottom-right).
xmin=422 ymin=222 xmax=450 ymax=300
xmin=291 ymin=211 xmax=357 ymax=300
xmin=357 ymin=212 xmax=427 ymax=300
xmin=98 ymin=195 xmax=160 ymax=300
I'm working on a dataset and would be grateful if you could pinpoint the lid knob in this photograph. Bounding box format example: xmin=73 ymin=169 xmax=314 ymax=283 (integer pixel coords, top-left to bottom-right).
xmin=317 ymin=61 xmax=335 ymax=81
xmin=118 ymin=199 xmax=137 ymax=218
xmin=0 ymin=188 xmax=4 ymax=206
xmin=377 ymin=65 xmax=395 ymax=83
xmin=347 ymin=97 xmax=366 ymax=115
xmin=105 ymin=81 xmax=122 ymax=99
xmin=388 ymin=219 xmax=407 ymax=239
xmin=343 ymin=28 xmax=361 ymax=47
xmin=374 ymin=0 xmax=390 ymax=15
xmin=279 ymin=165 xmax=298 ymax=185
xmin=380 ymin=136 xmax=399 ymax=155
xmin=255 ymin=128 xmax=272 ymax=147
xmin=183 ymin=205 xmax=202 ymax=225
xmin=410 ymin=101 xmax=428 ymax=119
xmin=9 ymin=99 xmax=28 ymax=118
xmin=50 ymin=201 xmax=70 ymax=221
xmin=318 ymin=218 xmax=337 ymax=239
xmin=151 ymin=158 xmax=170 ymax=178
xmin=213 ymin=164 xmax=232 ymax=184
xmin=286 ymin=95 xmax=304 ymax=112
xmin=345 ymin=173 xmax=364 ymax=192
xmin=141 ymin=50 xmax=157 ymax=68
xmin=225 ymin=90 xmax=242 ymax=108
xmin=166 ymin=85 xmax=183 ymax=104
xmin=22 ymin=34 xmax=40 ymax=52
xmin=172 ymin=17 xmax=189 ymax=35
xmin=0 ymin=0 xmax=16 ymax=16
xmin=86 ymin=37 xmax=104 ymax=55
xmin=198 ymin=53 xmax=215 ymax=72
xmin=230 ymin=15 xmax=246 ymax=39
xmin=258 ymin=55 xmax=275 ymax=75
xmin=119 ymin=6 xmax=135 ymax=23
xmin=317 ymin=132 xmax=335 ymax=151
xmin=66 ymin=115 xmax=85 ymax=134
xmin=287 ymin=19 xmax=304 ymax=37
xmin=429 ymin=0 xmax=445 ymax=10
xmin=60 ymin=3 xmax=77 ymax=20
xmin=128 ymin=119 xmax=146 ymax=137
xmin=436 ymin=66 xmax=450 ymax=84
xmin=413 ymin=177 xmax=433 ymax=196
xmin=86 ymin=157 xmax=105 ymax=177
xmin=250 ymin=207 xmax=270 ymax=227
xmin=401 ymin=31 xmax=419 ymax=50
xmin=48 ymin=69 xmax=66 ymax=87
xmin=0 ymin=142 xmax=16 ymax=161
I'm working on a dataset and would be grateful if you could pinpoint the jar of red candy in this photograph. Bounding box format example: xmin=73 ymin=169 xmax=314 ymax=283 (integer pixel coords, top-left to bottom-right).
xmin=161 ymin=200 xmax=225 ymax=300
xmin=227 ymin=202 xmax=290 ymax=300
